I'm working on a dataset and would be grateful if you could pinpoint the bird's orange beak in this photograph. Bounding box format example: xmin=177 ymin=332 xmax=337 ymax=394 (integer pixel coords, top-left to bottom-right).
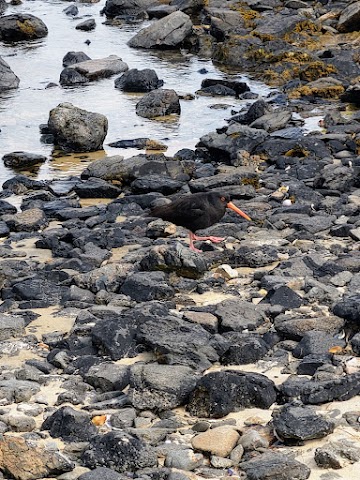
xmin=226 ymin=201 xmax=252 ymax=221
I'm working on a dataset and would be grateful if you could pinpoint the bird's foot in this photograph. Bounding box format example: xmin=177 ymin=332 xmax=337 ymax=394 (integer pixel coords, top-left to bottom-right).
xmin=189 ymin=244 xmax=203 ymax=253
xmin=192 ymin=235 xmax=226 ymax=244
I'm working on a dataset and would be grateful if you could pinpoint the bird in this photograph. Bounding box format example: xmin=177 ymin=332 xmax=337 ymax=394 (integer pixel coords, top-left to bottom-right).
xmin=150 ymin=191 xmax=251 ymax=252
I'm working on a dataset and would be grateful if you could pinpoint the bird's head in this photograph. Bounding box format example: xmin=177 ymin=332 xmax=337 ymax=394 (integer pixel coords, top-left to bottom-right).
xmin=212 ymin=192 xmax=252 ymax=221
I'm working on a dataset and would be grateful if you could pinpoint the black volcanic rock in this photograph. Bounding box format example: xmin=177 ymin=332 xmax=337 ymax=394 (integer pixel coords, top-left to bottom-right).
xmin=272 ymin=404 xmax=335 ymax=444
xmin=187 ymin=370 xmax=277 ymax=418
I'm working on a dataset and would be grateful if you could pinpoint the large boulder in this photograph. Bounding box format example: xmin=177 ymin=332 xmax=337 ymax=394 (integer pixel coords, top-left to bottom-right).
xmin=47 ymin=103 xmax=108 ymax=152
xmin=0 ymin=14 xmax=48 ymax=42
xmin=136 ymin=89 xmax=180 ymax=118
xmin=128 ymin=11 xmax=193 ymax=49
xmin=0 ymin=56 xmax=19 ymax=91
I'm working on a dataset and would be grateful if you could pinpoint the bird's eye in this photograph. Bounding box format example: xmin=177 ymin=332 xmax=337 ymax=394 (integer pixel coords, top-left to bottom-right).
xmin=220 ymin=196 xmax=226 ymax=202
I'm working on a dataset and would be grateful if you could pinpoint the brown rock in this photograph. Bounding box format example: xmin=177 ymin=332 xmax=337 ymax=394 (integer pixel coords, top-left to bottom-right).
xmin=0 ymin=435 xmax=73 ymax=480
xmin=191 ymin=426 xmax=240 ymax=457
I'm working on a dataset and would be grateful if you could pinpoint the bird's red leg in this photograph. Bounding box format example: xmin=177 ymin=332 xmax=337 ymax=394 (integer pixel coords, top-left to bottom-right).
xmin=189 ymin=232 xmax=203 ymax=253
xmin=192 ymin=234 xmax=225 ymax=243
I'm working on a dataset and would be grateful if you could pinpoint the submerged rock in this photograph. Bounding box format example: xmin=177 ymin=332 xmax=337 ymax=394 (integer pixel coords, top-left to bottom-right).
xmin=47 ymin=102 xmax=108 ymax=152
xmin=115 ymin=68 xmax=163 ymax=92
xmin=67 ymin=55 xmax=128 ymax=81
xmin=0 ymin=14 xmax=48 ymax=42
xmin=2 ymin=151 xmax=47 ymax=169
xmin=0 ymin=56 xmax=20 ymax=91
xmin=136 ymin=89 xmax=181 ymax=118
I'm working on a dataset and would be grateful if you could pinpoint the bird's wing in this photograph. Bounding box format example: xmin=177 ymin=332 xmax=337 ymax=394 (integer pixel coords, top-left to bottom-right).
xmin=151 ymin=197 xmax=206 ymax=227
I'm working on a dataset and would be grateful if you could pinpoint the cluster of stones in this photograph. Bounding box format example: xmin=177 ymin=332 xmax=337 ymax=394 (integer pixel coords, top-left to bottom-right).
xmin=1 ymin=0 xmax=360 ymax=479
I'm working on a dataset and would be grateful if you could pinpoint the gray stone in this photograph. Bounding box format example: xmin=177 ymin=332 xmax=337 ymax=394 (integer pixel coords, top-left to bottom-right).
xmin=279 ymin=372 xmax=360 ymax=405
xmin=0 ymin=413 xmax=36 ymax=432
xmin=115 ymin=68 xmax=163 ymax=92
xmin=59 ymin=68 xmax=88 ymax=86
xmin=102 ymin=0 xmax=155 ymax=19
xmin=75 ymin=19 xmax=96 ymax=31
xmin=239 ymin=429 xmax=269 ymax=451
xmin=48 ymin=102 xmax=108 ymax=152
xmin=63 ymin=51 xmax=91 ymax=67
xmin=0 ymin=380 xmax=40 ymax=404
xmin=0 ymin=14 xmax=48 ymax=42
xmin=136 ymin=88 xmax=180 ymax=118
xmin=198 ymin=125 xmax=268 ymax=162
xmin=140 ymin=243 xmax=208 ymax=279
xmin=68 ymin=55 xmax=128 ymax=81
xmin=0 ymin=56 xmax=19 ymax=91
xmin=128 ymin=11 xmax=193 ymax=49
xmin=74 ymin=178 xmax=121 ymax=198
xmin=84 ymin=363 xmax=130 ymax=392
xmin=215 ymin=299 xmax=267 ymax=332
xmin=164 ymin=448 xmax=204 ymax=470
xmin=240 ymin=452 xmax=310 ymax=480
xmin=81 ymin=153 xmax=190 ymax=183
xmin=221 ymin=332 xmax=270 ymax=365
xmin=109 ymin=408 xmax=136 ymax=428
xmin=273 ymin=404 xmax=335 ymax=443
xmin=292 ymin=331 xmax=345 ymax=359
xmin=254 ymin=13 xmax=303 ymax=37
xmin=74 ymin=263 xmax=132 ymax=293
xmin=137 ymin=314 xmax=218 ymax=370
xmin=274 ymin=314 xmax=345 ymax=340
xmin=337 ymin=1 xmax=360 ymax=33
xmin=250 ymin=110 xmax=292 ymax=133
xmin=78 ymin=467 xmax=127 ymax=480
xmin=3 ymin=208 xmax=48 ymax=232
xmin=0 ymin=314 xmax=25 ymax=341
xmin=129 ymin=364 xmax=199 ymax=411
xmin=120 ymin=271 xmax=175 ymax=302
xmin=315 ymin=439 xmax=360 ymax=468
xmin=131 ymin=173 xmax=182 ymax=194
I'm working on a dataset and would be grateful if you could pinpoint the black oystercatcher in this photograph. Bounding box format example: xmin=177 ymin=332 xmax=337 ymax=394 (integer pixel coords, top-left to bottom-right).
xmin=150 ymin=191 xmax=251 ymax=252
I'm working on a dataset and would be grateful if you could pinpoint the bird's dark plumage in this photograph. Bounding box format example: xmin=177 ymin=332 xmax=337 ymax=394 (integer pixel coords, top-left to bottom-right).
xmin=150 ymin=191 xmax=231 ymax=232
xmin=149 ymin=191 xmax=251 ymax=252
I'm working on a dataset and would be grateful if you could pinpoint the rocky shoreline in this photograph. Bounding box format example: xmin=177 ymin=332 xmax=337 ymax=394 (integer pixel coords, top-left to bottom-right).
xmin=1 ymin=0 xmax=360 ymax=479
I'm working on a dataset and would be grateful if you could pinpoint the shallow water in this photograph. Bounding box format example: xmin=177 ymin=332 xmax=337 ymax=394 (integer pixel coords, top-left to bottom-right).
xmin=0 ymin=0 xmax=273 ymax=184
